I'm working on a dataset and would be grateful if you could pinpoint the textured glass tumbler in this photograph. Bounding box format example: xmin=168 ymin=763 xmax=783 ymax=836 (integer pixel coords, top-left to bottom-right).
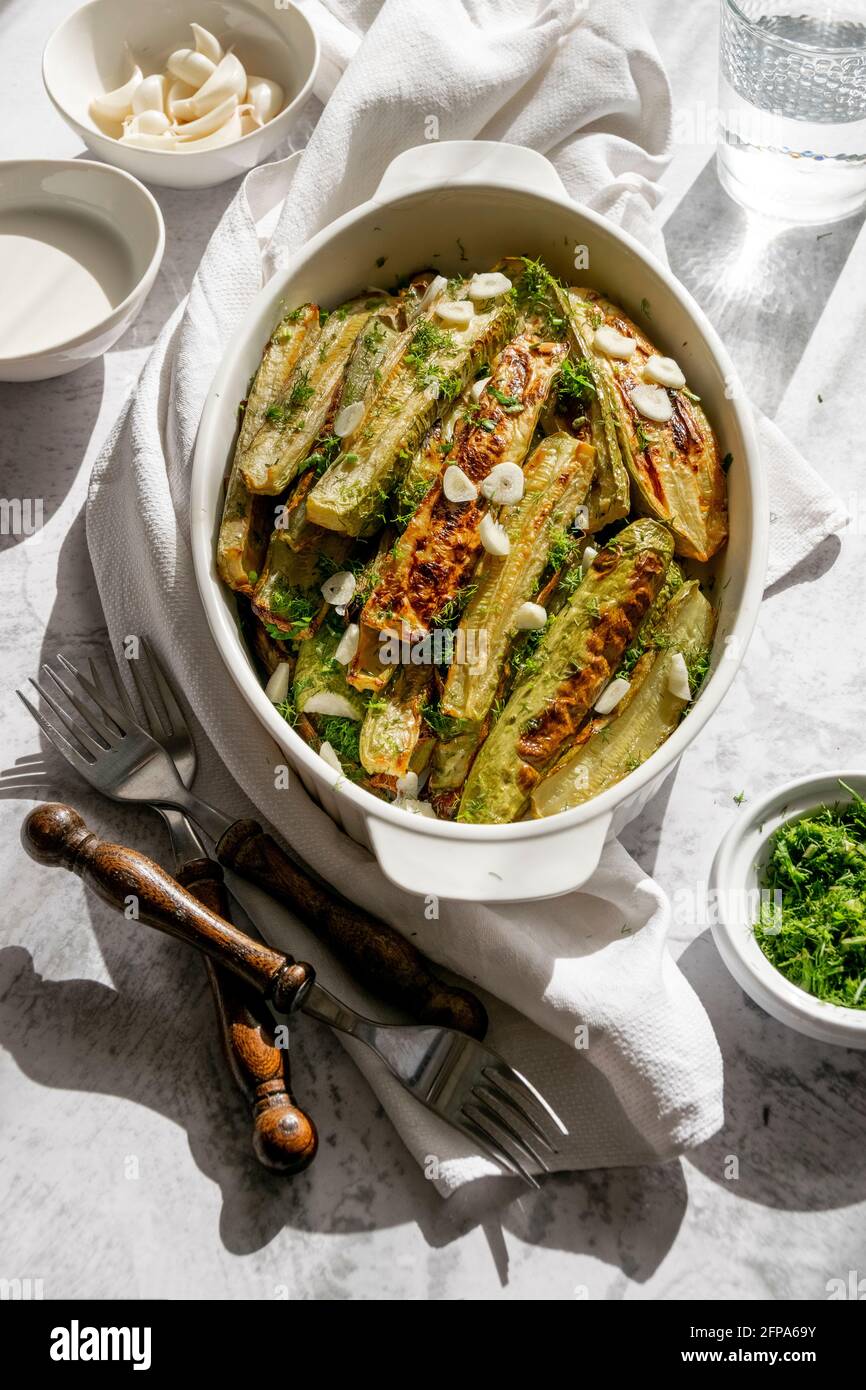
xmin=717 ymin=0 xmax=866 ymax=223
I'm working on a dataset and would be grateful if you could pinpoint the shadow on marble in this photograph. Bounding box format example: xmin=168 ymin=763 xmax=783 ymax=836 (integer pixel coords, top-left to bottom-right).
xmin=678 ymin=930 xmax=866 ymax=1210
xmin=664 ymin=159 xmax=866 ymax=418
xmin=0 ymin=360 xmax=105 ymax=552
xmin=764 ymin=533 xmax=842 ymax=602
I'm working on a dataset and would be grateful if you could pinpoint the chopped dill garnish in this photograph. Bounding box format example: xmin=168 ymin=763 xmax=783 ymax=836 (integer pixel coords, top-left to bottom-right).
xmin=755 ymin=785 xmax=866 ymax=1010
xmin=511 ymin=257 xmax=566 ymax=336
xmin=317 ymin=716 xmax=362 ymax=765
xmin=556 ymin=356 xmax=597 ymax=414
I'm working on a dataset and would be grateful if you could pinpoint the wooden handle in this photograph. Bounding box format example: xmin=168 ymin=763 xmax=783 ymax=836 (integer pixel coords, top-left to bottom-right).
xmin=175 ymin=857 xmax=317 ymax=1176
xmin=218 ymin=819 xmax=488 ymax=1039
xmin=22 ymin=805 xmax=315 ymax=1016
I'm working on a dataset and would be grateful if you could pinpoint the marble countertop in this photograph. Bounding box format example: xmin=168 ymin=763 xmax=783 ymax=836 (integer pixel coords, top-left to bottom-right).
xmin=1 ymin=0 xmax=865 ymax=1300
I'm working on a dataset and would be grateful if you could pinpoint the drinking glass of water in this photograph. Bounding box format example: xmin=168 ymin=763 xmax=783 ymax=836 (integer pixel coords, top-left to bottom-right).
xmin=717 ymin=0 xmax=866 ymax=223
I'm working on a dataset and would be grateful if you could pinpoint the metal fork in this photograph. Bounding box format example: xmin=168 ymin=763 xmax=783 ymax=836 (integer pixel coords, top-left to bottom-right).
xmin=19 ymin=647 xmax=566 ymax=1183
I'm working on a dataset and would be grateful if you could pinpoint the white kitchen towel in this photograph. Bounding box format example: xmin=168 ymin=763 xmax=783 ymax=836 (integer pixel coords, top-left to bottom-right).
xmin=86 ymin=0 xmax=846 ymax=1195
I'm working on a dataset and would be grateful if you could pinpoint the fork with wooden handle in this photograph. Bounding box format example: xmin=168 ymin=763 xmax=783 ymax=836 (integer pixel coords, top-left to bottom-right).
xmin=82 ymin=655 xmax=317 ymax=1175
xmin=18 ymin=647 xmax=488 ymax=1039
xmin=23 ymin=805 xmax=564 ymax=1184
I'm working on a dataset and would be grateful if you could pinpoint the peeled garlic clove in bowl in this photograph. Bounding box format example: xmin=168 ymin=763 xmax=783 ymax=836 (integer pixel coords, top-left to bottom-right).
xmin=190 ymin=23 xmax=223 ymax=65
xmin=132 ymin=73 xmax=166 ymax=115
xmin=91 ymin=65 xmax=143 ymax=123
xmin=171 ymin=93 xmax=240 ymax=142
xmin=170 ymin=52 xmax=248 ymax=121
xmin=166 ymin=47 xmax=216 ymax=89
xmin=246 ymin=75 xmax=284 ymax=127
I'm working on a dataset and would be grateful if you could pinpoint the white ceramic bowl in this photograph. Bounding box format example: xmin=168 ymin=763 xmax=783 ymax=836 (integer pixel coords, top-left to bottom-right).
xmin=0 ymin=159 xmax=164 ymax=382
xmin=43 ymin=0 xmax=319 ymax=190
xmin=710 ymin=772 xmax=866 ymax=1049
xmin=191 ymin=140 xmax=768 ymax=903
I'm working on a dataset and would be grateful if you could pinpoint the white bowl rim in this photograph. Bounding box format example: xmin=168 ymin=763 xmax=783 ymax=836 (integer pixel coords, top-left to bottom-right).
xmin=710 ymin=768 xmax=866 ymax=1040
xmin=0 ymin=157 xmax=165 ymax=364
xmin=191 ymin=158 xmax=770 ymax=844
xmin=41 ymin=0 xmax=320 ymax=162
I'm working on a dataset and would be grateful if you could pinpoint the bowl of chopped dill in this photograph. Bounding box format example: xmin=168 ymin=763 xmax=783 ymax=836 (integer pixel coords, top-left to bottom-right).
xmin=710 ymin=773 xmax=866 ymax=1048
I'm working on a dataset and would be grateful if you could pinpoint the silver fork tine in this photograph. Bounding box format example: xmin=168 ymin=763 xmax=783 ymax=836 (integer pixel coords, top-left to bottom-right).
xmin=484 ymin=1064 xmax=568 ymax=1139
xmin=468 ymin=1091 xmax=551 ymax=1172
xmin=455 ymin=1114 xmax=533 ymax=1185
xmin=39 ymin=666 xmax=119 ymax=750
xmin=473 ymin=1083 xmax=554 ymax=1163
xmin=16 ymin=688 xmax=94 ymax=770
xmin=127 ymin=656 xmax=168 ymax=740
xmin=29 ymin=675 xmax=112 ymax=759
xmin=89 ymin=655 xmax=135 ymax=723
xmin=460 ymin=1111 xmax=540 ymax=1188
xmin=139 ymin=638 xmax=187 ymax=738
xmin=476 ymin=1076 xmax=558 ymax=1154
xmin=56 ymin=653 xmax=133 ymax=732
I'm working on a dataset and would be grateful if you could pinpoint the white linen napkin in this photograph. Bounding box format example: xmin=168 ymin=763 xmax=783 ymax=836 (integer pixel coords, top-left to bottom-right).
xmin=86 ymin=0 xmax=846 ymax=1195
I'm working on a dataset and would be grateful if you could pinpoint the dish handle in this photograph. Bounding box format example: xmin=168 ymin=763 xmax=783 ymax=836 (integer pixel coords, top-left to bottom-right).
xmin=367 ymin=810 xmax=613 ymax=903
xmin=372 ymin=140 xmax=570 ymax=205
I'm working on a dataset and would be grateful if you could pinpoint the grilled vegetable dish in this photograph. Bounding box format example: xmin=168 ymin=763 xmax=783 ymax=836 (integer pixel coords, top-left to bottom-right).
xmin=218 ymin=258 xmax=728 ymax=824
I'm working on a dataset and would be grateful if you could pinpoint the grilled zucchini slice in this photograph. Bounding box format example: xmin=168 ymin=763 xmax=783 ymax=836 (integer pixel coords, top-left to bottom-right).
xmin=568 ymin=289 xmax=728 ymax=561
xmin=442 ymin=433 xmax=596 ymax=724
xmin=306 ymin=292 xmax=517 ymax=536
xmin=241 ymin=297 xmax=373 ymax=495
xmin=359 ymin=665 xmax=431 ymax=777
xmin=251 ymin=530 xmax=353 ymax=639
xmin=293 ymin=623 xmax=366 ymax=720
xmin=358 ymin=334 xmax=566 ymax=644
xmin=217 ymin=304 xmax=318 ymax=593
xmin=458 ymin=518 xmax=674 ymax=823
xmin=531 ymin=580 xmax=715 ymax=815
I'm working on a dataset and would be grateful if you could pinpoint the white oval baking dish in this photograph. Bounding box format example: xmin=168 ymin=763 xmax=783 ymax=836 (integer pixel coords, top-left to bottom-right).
xmin=191 ymin=141 xmax=768 ymax=903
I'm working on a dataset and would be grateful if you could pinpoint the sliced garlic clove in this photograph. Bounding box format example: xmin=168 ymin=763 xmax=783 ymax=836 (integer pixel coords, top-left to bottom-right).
xmin=401 ymin=797 xmax=437 ymax=818
xmin=190 ymin=23 xmax=224 ymax=65
xmin=91 ymin=65 xmax=143 ymax=123
xmin=173 ymin=52 xmax=248 ymax=121
xmin=436 ymin=300 xmax=475 ymax=329
xmin=514 ymin=601 xmax=547 ymax=631
xmin=166 ymin=48 xmax=216 ymax=89
xmin=395 ymin=770 xmax=419 ymax=799
xmin=334 ymin=622 xmax=360 ymax=666
xmin=480 ymin=462 xmax=524 ymax=505
xmin=443 ymin=465 xmax=477 ymax=503
xmin=125 ymin=109 xmax=172 ymax=137
xmin=416 ymin=273 xmax=448 ymax=313
xmin=581 ymin=544 xmax=598 ymax=574
xmin=667 ymin=650 xmax=691 ymax=700
xmin=479 ymin=513 xmax=511 ymax=556
xmin=171 ymin=93 xmax=240 ymax=142
xmin=321 ymin=570 xmax=356 ymax=606
xmin=303 ymin=692 xmax=362 ymax=719
xmin=470 ymin=375 xmax=490 ymax=402
xmin=166 ymin=78 xmax=197 ymax=121
xmin=334 ymin=401 xmax=365 ymax=438
xmin=245 ymin=75 xmax=284 ymax=127
xmin=468 ymin=271 xmax=512 ymax=300
xmin=319 ymin=740 xmax=343 ymax=773
xmin=265 ymin=661 xmax=292 ymax=703
xmin=132 ymin=73 xmax=167 ymax=115
xmin=594 ymin=676 xmax=631 ymax=714
xmin=593 ymin=324 xmax=635 ymax=359
xmin=629 ymin=384 xmax=673 ymax=423
xmin=643 ymin=354 xmax=686 ymax=390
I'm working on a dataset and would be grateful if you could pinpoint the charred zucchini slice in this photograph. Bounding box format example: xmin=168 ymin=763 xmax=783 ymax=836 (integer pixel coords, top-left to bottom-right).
xmin=568 ymin=289 xmax=728 ymax=561
xmin=531 ymin=579 xmax=715 ymax=815
xmin=241 ymin=297 xmax=373 ymax=495
xmin=217 ymin=304 xmax=318 ymax=593
xmin=442 ymin=433 xmax=596 ymax=724
xmin=359 ymin=334 xmax=566 ymax=643
xmin=457 ymin=518 xmax=674 ymax=823
xmin=306 ymin=292 xmax=517 ymax=536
